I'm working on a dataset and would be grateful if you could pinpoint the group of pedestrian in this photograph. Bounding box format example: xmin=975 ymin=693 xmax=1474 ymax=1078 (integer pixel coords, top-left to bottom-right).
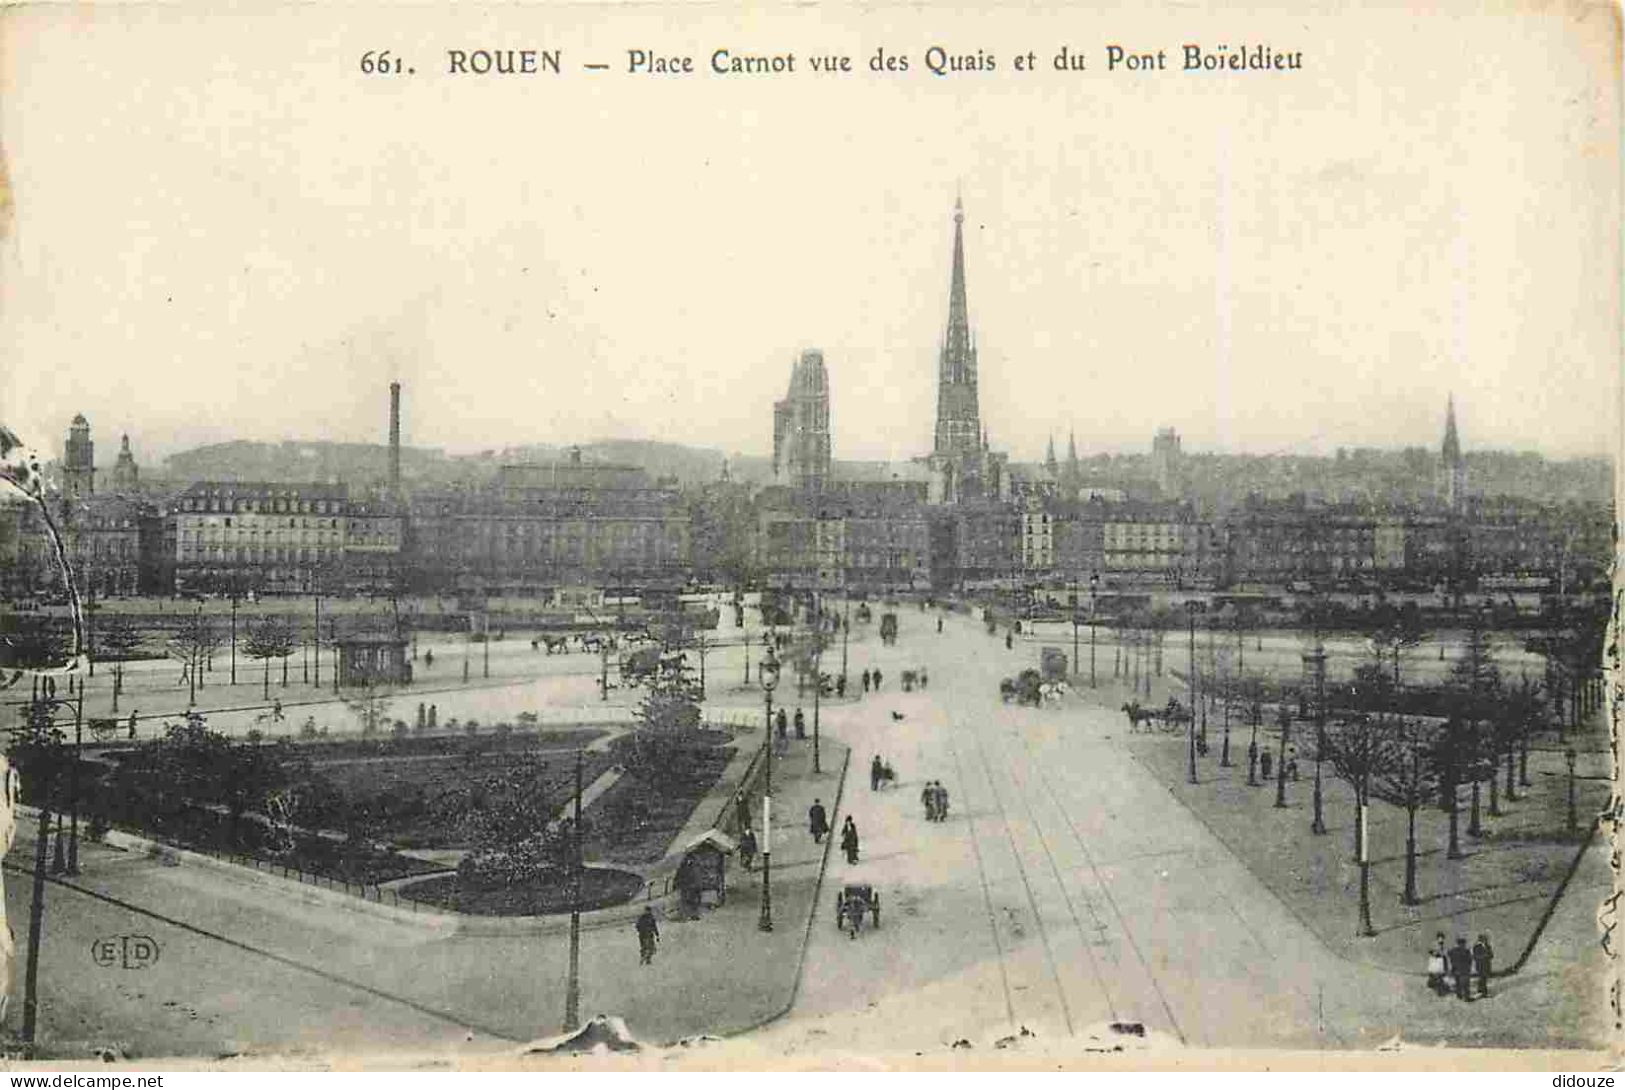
xmin=1427 ymin=932 xmax=1493 ymax=1000
xmin=861 ymin=668 xmax=884 ymax=693
xmin=921 ymin=780 xmax=950 ymax=822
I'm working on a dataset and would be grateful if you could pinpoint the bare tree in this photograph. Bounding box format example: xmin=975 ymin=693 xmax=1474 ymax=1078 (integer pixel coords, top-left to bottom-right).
xmin=1370 ymin=717 xmax=1438 ymax=905
xmin=243 ymin=616 xmax=296 ymax=701
xmin=1321 ymin=710 xmax=1404 ymax=935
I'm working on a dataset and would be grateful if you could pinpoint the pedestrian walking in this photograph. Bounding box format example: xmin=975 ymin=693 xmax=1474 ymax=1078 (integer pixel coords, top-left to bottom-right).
xmin=1286 ymin=744 xmax=1300 ymax=781
xmin=428 ymin=704 xmax=437 ymax=729
xmin=127 ymin=710 xmax=139 ymax=740
xmin=1259 ymin=749 xmax=1273 ymax=782
xmin=734 ymin=791 xmax=751 ymax=831
xmin=1426 ymin=933 xmax=1448 ymax=996
xmin=1472 ymin=934 xmax=1493 ymax=998
xmin=922 ymin=781 xmax=937 ymax=821
xmin=937 ymin=616 xmax=943 ymax=634
xmin=862 ymin=669 xmax=871 ymax=693
xmin=836 ymin=675 xmax=847 ymax=697
xmin=935 ymin=782 xmax=950 ymax=821
xmin=919 ymin=668 xmax=928 ymax=690
xmin=635 ymin=906 xmax=660 ymax=965
xmin=808 ymin=799 xmax=829 ymax=844
xmin=1447 ymin=937 xmax=1474 ymax=1001
xmin=794 ymin=708 xmax=805 ymax=739
xmin=1247 ymin=739 xmax=1259 ymax=783
xmin=738 ymin=826 xmax=758 ymax=871
xmin=871 ymin=754 xmax=884 ymax=791
xmin=873 ymin=669 xmax=883 ymax=690
xmin=840 ymin=816 xmax=860 ymax=864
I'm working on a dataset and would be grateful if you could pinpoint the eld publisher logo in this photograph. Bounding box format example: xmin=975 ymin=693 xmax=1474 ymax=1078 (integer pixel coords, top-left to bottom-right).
xmin=90 ymin=934 xmax=160 ymax=970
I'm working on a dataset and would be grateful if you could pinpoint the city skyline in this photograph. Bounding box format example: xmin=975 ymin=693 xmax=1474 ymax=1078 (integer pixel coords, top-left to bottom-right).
xmin=1 ymin=6 xmax=1617 ymax=470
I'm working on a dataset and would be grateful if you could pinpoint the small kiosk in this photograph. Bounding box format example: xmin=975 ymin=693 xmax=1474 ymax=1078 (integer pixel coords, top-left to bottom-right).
xmin=336 ymin=633 xmax=412 ymax=687
xmin=672 ymin=829 xmax=736 ymax=912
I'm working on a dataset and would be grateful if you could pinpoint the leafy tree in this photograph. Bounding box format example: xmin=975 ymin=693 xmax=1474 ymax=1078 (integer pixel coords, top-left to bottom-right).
xmin=1444 ymin=621 xmax=1500 ymax=838
xmin=615 ymin=646 xmax=706 ymax=790
xmin=456 ymin=753 xmax=578 ymax=889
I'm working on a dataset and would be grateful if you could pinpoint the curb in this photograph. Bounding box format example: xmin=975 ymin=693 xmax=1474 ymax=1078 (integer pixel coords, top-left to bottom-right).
xmin=725 ymin=745 xmax=852 ymax=1040
xmin=1503 ymin=814 xmax=1602 ymax=977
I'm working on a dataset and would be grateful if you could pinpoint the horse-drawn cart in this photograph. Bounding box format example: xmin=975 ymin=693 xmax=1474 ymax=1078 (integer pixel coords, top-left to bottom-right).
xmin=834 ymin=883 xmax=881 ymax=937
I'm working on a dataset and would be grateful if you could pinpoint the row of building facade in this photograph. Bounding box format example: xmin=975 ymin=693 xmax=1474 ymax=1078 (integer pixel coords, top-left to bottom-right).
xmin=0 ymin=447 xmax=1609 ymax=599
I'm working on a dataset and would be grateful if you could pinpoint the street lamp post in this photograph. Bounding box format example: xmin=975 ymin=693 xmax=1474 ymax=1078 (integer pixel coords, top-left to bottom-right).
xmin=759 ymin=644 xmax=780 ymax=932
xmin=1089 ymin=573 xmax=1099 ymax=689
xmin=1071 ymin=579 xmax=1080 ymax=679
xmin=66 ymin=690 xmax=82 ymax=875
xmin=230 ymin=589 xmax=238 ymax=686
xmin=1308 ymin=644 xmax=1327 ymax=835
xmin=1274 ymin=703 xmax=1291 ymax=808
xmin=1185 ymin=601 xmax=1201 ymax=784
xmin=812 ymin=596 xmax=822 ymax=775
xmin=1565 ymin=747 xmax=1578 ymax=833
xmin=564 ymin=746 xmax=584 ymax=1031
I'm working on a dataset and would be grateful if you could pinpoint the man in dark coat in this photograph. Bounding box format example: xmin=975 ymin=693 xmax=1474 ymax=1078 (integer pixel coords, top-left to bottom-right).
xmin=776 ymin=708 xmax=788 ymax=740
xmin=738 ymin=826 xmax=758 ymax=871
xmin=636 ymin=906 xmax=660 ymax=965
xmin=922 ymin=781 xmax=937 ymax=821
xmin=840 ymin=817 xmax=860 ymax=864
xmin=734 ymin=791 xmax=750 ymax=831
xmin=862 ymin=669 xmax=871 ymax=693
xmin=808 ymin=799 xmax=829 ymax=843
xmin=1472 ymin=934 xmax=1493 ymax=998
xmin=1447 ymin=937 xmax=1474 ymax=1000
xmin=794 ymin=708 xmax=805 ymax=739
xmin=871 ymin=754 xmax=884 ymax=791
xmin=873 ymin=669 xmax=883 ymax=690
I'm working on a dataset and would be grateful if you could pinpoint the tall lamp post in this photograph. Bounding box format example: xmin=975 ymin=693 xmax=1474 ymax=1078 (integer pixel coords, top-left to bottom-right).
xmin=1185 ymin=600 xmax=1202 ymax=784
xmin=812 ymin=594 xmax=822 ymax=774
xmin=1274 ymin=702 xmax=1291 ymax=808
xmin=1070 ymin=578 xmax=1080 ymax=679
xmin=758 ymin=644 xmax=780 ymax=932
xmin=1089 ymin=572 xmax=1099 ymax=688
xmin=1307 ymin=642 xmax=1327 ymax=835
xmin=1565 ymin=746 xmax=1578 ymax=833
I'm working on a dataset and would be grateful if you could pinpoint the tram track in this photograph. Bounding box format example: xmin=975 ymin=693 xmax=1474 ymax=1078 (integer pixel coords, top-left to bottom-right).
xmin=946 ymin=707 xmax=1084 ymax=1037
xmin=1002 ymin=719 xmax=1191 ymax=1045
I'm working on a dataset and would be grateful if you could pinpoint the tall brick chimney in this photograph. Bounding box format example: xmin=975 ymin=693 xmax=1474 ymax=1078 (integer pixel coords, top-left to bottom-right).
xmin=388 ymin=381 xmax=401 ymax=497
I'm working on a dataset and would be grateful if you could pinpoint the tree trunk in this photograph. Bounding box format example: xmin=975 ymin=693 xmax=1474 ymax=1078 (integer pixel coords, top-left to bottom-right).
xmin=1505 ymin=747 xmax=1517 ymax=802
xmin=1487 ymin=761 xmax=1500 ymax=816
xmin=1446 ymin=783 xmax=1462 ymax=859
xmin=264 ymin=659 xmax=271 ymax=700
xmin=1519 ymin=733 xmax=1531 ymax=787
xmin=1468 ymin=779 xmax=1482 ymax=837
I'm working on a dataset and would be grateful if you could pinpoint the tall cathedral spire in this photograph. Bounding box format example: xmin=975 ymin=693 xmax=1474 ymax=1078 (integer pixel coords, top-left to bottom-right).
xmin=934 ymin=197 xmax=982 ymax=462
xmin=1442 ymin=394 xmax=1461 ymax=463
xmin=1440 ymin=394 xmax=1466 ymax=513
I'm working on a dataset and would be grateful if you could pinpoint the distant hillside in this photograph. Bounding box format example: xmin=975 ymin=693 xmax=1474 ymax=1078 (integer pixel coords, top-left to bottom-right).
xmin=161 ymin=441 xmax=454 ymax=486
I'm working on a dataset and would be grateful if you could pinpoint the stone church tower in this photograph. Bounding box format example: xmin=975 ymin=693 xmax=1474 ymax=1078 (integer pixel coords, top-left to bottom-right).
xmin=63 ymin=413 xmax=94 ymax=497
xmin=773 ymin=348 xmax=832 ymax=491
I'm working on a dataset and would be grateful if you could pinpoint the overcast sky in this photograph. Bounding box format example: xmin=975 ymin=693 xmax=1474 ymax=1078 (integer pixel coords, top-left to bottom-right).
xmin=1 ymin=3 xmax=1617 ymax=470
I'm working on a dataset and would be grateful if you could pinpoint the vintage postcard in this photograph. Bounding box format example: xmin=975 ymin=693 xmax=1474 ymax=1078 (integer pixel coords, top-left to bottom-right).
xmin=0 ymin=0 xmax=1617 ymax=1072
